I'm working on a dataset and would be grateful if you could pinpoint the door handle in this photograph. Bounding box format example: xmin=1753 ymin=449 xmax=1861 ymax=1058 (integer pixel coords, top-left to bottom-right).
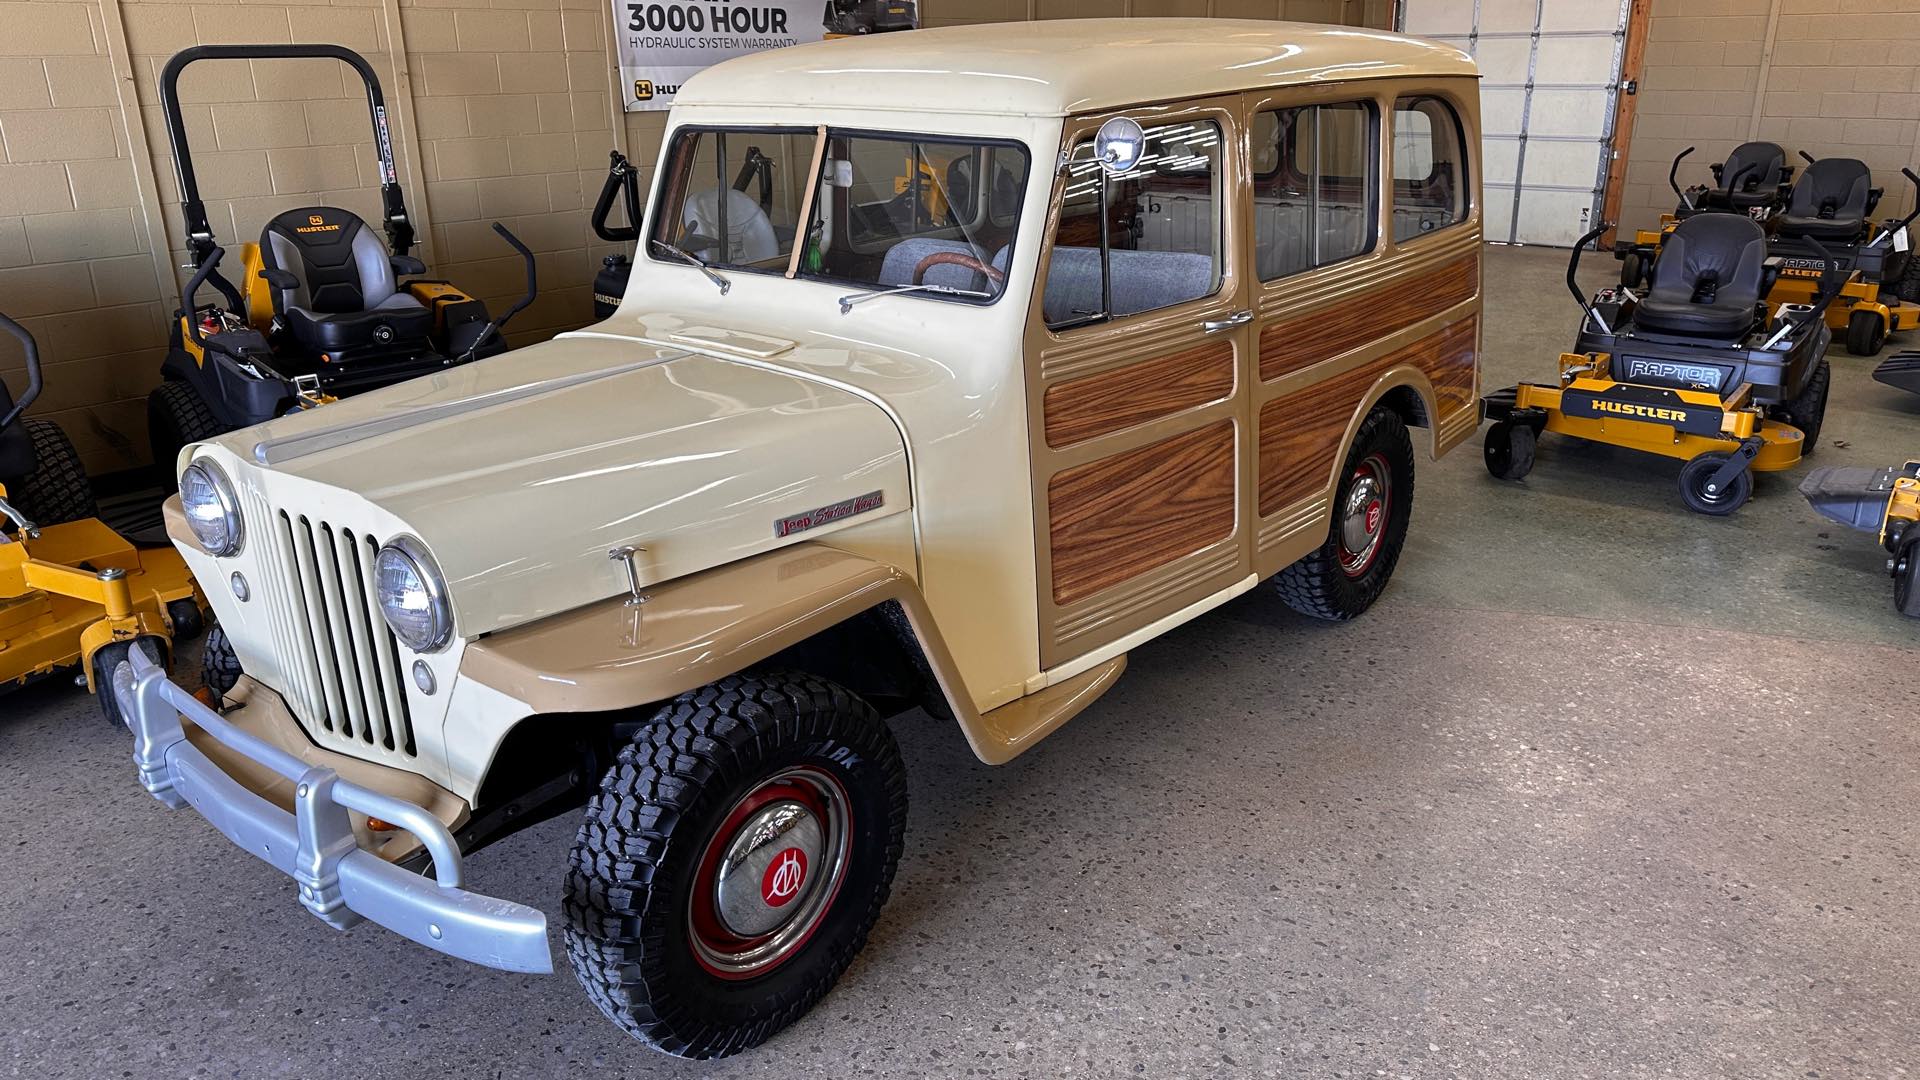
xmin=1202 ymin=310 xmax=1253 ymax=333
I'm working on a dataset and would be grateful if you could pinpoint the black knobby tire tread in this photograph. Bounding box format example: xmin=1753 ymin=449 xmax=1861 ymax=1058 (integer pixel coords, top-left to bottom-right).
xmin=202 ymin=624 xmax=242 ymax=697
xmin=147 ymin=380 xmax=226 ymax=479
xmin=1895 ymin=251 xmax=1920 ymax=305
xmin=1273 ymin=407 xmax=1414 ymax=621
xmin=1895 ymin=540 xmax=1920 ymax=618
xmin=562 ymin=671 xmax=907 ymax=1059
xmin=14 ymin=418 xmax=99 ymax=527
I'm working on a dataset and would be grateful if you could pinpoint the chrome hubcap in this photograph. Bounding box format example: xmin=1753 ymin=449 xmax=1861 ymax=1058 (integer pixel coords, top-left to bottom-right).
xmin=1338 ymin=454 xmax=1391 ymax=578
xmin=689 ymin=767 xmax=850 ymax=979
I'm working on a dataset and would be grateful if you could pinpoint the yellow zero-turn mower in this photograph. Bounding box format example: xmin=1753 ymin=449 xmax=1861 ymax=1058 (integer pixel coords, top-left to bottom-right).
xmin=145 ymin=44 xmax=537 ymax=473
xmin=1615 ymin=143 xmax=1794 ymax=288
xmin=1483 ymin=217 xmax=1844 ymax=516
xmin=0 ymin=314 xmax=207 ymax=722
xmin=1799 ymin=461 xmax=1920 ymax=616
xmin=1765 ymin=154 xmax=1920 ymax=356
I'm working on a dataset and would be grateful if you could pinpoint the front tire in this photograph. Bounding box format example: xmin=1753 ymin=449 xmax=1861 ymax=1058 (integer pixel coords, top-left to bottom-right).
xmin=1847 ymin=309 xmax=1887 ymax=356
xmin=92 ymin=636 xmax=168 ymax=729
xmin=564 ymin=672 xmax=908 ymax=1059
xmin=1483 ymin=419 xmax=1536 ymax=480
xmin=1894 ymin=540 xmax=1920 ymax=618
xmin=1677 ymin=451 xmax=1751 ymax=516
xmin=1274 ymin=406 xmax=1415 ymax=621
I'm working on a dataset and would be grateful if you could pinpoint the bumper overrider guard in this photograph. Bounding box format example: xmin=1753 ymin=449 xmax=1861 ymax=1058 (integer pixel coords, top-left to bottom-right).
xmin=116 ymin=648 xmax=553 ymax=974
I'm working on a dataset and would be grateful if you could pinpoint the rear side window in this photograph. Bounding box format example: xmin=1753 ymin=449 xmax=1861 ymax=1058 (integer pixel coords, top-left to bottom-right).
xmin=1392 ymin=96 xmax=1468 ymax=242
xmin=1251 ymin=101 xmax=1378 ymax=281
xmin=1044 ymin=120 xmax=1224 ymax=330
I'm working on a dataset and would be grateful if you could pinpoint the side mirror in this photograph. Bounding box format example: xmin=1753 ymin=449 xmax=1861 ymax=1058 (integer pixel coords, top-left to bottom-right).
xmin=1094 ymin=117 xmax=1146 ymax=175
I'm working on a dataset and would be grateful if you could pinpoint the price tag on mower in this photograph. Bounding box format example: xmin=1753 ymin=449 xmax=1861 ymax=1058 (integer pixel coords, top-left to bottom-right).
xmin=1896 ymin=226 xmax=1911 ymax=253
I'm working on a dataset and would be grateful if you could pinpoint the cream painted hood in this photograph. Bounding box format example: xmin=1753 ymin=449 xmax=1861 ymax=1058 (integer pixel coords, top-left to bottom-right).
xmin=202 ymin=333 xmax=909 ymax=639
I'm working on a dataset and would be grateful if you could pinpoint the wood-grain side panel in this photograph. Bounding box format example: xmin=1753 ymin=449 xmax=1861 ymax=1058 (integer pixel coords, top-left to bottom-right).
xmin=1258 ymin=316 xmax=1477 ymax=516
xmin=1049 ymin=420 xmax=1236 ymax=606
xmin=1258 ymin=252 xmax=1479 ymax=382
xmin=1043 ymin=341 xmax=1236 ymax=448
xmin=1427 ymin=315 xmax=1479 ymax=419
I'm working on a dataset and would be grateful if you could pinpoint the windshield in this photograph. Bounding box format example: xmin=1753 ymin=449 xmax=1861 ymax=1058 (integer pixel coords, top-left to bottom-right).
xmin=650 ymin=126 xmax=1032 ymax=305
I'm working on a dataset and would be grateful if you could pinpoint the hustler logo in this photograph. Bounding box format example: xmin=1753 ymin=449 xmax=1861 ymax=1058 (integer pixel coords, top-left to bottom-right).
xmin=295 ymin=214 xmax=341 ymax=235
xmin=1590 ymin=399 xmax=1686 ymax=421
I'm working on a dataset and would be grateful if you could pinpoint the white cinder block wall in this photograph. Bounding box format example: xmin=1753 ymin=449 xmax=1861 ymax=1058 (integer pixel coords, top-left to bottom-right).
xmin=1621 ymin=0 xmax=1920 ymax=237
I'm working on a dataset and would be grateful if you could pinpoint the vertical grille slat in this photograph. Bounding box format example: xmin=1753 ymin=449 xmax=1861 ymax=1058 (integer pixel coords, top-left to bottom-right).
xmin=254 ymin=505 xmax=419 ymax=762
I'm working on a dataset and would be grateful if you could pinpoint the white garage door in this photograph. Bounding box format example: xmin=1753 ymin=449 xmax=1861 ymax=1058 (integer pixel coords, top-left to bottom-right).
xmin=1399 ymin=0 xmax=1632 ymax=246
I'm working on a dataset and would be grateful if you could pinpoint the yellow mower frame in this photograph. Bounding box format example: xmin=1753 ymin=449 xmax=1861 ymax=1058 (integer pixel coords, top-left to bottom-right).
xmin=1 ymin=490 xmax=206 ymax=693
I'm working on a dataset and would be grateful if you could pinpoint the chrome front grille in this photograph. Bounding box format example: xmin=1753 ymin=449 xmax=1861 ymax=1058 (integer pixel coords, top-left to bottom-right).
xmin=246 ymin=489 xmax=417 ymax=760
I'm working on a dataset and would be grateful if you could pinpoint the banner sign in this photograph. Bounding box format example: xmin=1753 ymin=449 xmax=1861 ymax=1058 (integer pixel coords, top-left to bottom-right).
xmin=614 ymin=1 xmax=826 ymax=112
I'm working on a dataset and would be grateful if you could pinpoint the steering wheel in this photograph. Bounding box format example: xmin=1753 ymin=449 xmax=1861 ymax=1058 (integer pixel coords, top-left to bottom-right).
xmin=912 ymin=251 xmax=1006 ymax=287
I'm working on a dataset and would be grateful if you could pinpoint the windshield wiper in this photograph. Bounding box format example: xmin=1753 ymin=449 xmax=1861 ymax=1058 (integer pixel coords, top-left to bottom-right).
xmin=652 ymin=239 xmax=731 ymax=295
xmin=836 ymin=282 xmax=994 ymax=314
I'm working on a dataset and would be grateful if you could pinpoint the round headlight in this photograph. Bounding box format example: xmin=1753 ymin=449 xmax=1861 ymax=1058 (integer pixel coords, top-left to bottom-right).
xmin=374 ymin=536 xmax=452 ymax=653
xmin=179 ymin=460 xmax=242 ymax=556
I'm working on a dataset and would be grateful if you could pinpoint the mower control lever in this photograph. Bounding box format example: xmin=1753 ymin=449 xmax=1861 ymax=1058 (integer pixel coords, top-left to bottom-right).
xmin=1868 ymin=167 xmax=1920 ymax=247
xmin=458 ymin=223 xmax=539 ymax=363
xmin=591 ymin=150 xmax=643 ymax=243
xmin=1565 ymin=222 xmax=1615 ymax=336
xmin=1670 ymin=147 xmax=1696 ymax=209
xmin=0 ymin=312 xmax=42 ymax=434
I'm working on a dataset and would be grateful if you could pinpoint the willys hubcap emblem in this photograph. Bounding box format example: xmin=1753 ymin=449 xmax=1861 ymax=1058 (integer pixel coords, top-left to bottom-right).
xmin=762 ymin=848 xmax=808 ymax=907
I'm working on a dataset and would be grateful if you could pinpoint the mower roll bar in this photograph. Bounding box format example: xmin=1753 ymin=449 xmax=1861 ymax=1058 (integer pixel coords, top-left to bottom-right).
xmin=1566 ymin=222 xmax=1615 ymax=335
xmin=591 ymin=151 xmax=642 ymax=243
xmin=159 ymin=45 xmax=414 ymax=271
xmin=1670 ymin=147 xmax=1695 ymax=209
xmin=458 ymin=224 xmax=538 ymax=363
xmin=0 ymin=313 xmax=41 ymax=434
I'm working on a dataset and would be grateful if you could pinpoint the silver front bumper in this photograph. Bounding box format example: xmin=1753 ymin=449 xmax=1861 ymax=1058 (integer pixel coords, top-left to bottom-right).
xmin=117 ymin=649 xmax=553 ymax=974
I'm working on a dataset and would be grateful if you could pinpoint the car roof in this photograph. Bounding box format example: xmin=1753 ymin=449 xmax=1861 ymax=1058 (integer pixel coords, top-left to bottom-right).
xmin=673 ymin=19 xmax=1479 ymax=119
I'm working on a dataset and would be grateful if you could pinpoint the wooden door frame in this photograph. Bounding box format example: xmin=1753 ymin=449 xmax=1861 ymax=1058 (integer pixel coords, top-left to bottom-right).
xmin=1600 ymin=0 xmax=1654 ymax=248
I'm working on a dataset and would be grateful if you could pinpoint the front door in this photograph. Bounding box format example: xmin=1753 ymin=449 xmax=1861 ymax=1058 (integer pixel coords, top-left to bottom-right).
xmin=1023 ymin=99 xmax=1254 ymax=670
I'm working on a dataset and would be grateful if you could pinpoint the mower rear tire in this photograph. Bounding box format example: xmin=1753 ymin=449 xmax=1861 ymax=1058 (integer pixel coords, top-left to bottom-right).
xmin=147 ymin=381 xmax=225 ymax=488
xmin=1777 ymin=357 xmax=1831 ymax=455
xmin=1273 ymin=406 xmax=1414 ymax=621
xmin=1893 ymin=540 xmax=1920 ymax=618
xmin=1895 ymin=251 xmax=1920 ymax=305
xmin=13 ymin=418 xmax=99 ymax=527
xmin=93 ymin=636 xmax=168 ymax=730
xmin=1483 ymin=419 xmax=1536 ymax=481
xmin=1847 ymin=309 xmax=1887 ymax=356
xmin=1677 ymin=451 xmax=1751 ymax=516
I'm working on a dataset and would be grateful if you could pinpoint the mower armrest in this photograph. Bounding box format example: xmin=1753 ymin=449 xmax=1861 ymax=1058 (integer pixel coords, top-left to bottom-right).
xmin=258 ymin=267 xmax=299 ymax=292
xmin=390 ymin=255 xmax=427 ymax=277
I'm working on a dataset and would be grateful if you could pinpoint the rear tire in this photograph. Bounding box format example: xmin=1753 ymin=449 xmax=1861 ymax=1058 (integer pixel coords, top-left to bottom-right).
xmin=1894 ymin=251 xmax=1920 ymax=305
xmin=1676 ymin=451 xmax=1751 ymax=516
xmin=12 ymin=418 xmax=98 ymax=527
xmin=1847 ymin=309 xmax=1887 ymax=356
xmin=1620 ymin=252 xmax=1645 ymax=289
xmin=1273 ymin=406 xmax=1415 ymax=621
xmin=1776 ymin=357 xmax=1831 ymax=456
xmin=1483 ymin=419 xmax=1536 ymax=481
xmin=147 ymin=381 xmax=225 ymax=489
xmin=564 ymin=672 xmax=908 ymax=1059
xmin=93 ymin=636 xmax=168 ymax=729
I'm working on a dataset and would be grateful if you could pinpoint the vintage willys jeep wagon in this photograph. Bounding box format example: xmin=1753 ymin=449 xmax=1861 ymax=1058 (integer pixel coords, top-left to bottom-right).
xmin=117 ymin=21 xmax=1482 ymax=1059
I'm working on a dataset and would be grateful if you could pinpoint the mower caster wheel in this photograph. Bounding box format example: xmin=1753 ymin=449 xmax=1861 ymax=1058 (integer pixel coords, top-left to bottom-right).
xmin=1894 ymin=540 xmax=1920 ymax=618
xmin=1677 ymin=451 xmax=1752 ymax=516
xmin=1483 ymin=420 xmax=1536 ymax=481
xmin=92 ymin=636 xmax=168 ymax=730
xmin=1847 ymin=309 xmax=1888 ymax=356
xmin=166 ymin=598 xmax=205 ymax=641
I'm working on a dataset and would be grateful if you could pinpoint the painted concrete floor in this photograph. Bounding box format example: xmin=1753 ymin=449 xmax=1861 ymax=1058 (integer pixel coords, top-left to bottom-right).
xmin=3 ymin=245 xmax=1917 ymax=1079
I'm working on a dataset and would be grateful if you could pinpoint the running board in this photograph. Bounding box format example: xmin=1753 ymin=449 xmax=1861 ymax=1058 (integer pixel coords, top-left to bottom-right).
xmin=972 ymin=655 xmax=1127 ymax=766
xmin=1873 ymin=351 xmax=1920 ymax=397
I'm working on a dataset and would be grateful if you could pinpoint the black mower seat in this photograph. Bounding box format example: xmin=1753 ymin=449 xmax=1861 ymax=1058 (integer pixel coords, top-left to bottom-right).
xmin=1632 ymin=214 xmax=1768 ymax=339
xmin=1775 ymin=157 xmax=1872 ymax=242
xmin=1702 ymin=141 xmax=1786 ymax=212
xmin=260 ymin=206 xmax=433 ymax=353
